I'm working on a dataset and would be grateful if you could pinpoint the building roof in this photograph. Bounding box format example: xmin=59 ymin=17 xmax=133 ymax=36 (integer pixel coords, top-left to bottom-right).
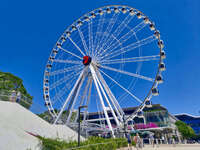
xmin=87 ymin=104 xmax=168 ymax=116
xmin=175 ymin=113 xmax=200 ymax=120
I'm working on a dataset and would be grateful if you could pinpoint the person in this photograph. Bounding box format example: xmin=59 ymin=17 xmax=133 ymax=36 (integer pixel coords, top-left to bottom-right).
xmin=126 ymin=133 xmax=132 ymax=150
xmin=150 ymin=134 xmax=155 ymax=147
xmin=16 ymin=91 xmax=21 ymax=103
xmin=133 ymin=133 xmax=142 ymax=150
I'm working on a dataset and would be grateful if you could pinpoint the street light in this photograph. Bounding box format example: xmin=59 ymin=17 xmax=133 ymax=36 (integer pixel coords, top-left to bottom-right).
xmin=78 ymin=105 xmax=88 ymax=147
xmin=123 ymin=114 xmax=127 ymax=137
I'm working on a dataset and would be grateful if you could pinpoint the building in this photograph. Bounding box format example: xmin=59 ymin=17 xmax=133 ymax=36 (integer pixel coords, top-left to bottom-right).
xmin=175 ymin=113 xmax=200 ymax=134
xmin=86 ymin=104 xmax=180 ymax=141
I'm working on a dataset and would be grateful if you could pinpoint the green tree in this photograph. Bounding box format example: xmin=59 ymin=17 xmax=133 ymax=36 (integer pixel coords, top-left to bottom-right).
xmin=0 ymin=71 xmax=33 ymax=109
xmin=175 ymin=121 xmax=195 ymax=139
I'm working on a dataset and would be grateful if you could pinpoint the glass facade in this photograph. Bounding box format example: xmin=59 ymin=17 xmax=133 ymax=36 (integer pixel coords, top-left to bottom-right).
xmin=87 ymin=104 xmax=176 ymax=130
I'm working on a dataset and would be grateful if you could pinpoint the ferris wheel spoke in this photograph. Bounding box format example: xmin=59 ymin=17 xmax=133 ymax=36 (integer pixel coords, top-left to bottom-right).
xmin=49 ymin=69 xmax=82 ymax=90
xmin=99 ymin=65 xmax=153 ymax=82
xmin=94 ymin=69 xmax=120 ymax=126
xmin=100 ymin=55 xmax=160 ymax=65
xmin=58 ymin=46 xmax=82 ymax=60
xmin=49 ymin=65 xmax=83 ymax=76
xmin=96 ymin=13 xmax=120 ymax=56
xmin=101 ymin=35 xmax=157 ymax=60
xmin=68 ymin=36 xmax=86 ymax=56
xmin=51 ymin=76 xmax=77 ymax=105
xmin=93 ymin=13 xmax=106 ymax=56
xmin=83 ymin=79 xmax=93 ymax=121
xmin=99 ymin=69 xmax=143 ymax=104
xmin=54 ymin=69 xmax=85 ymax=124
xmin=100 ymin=21 xmax=147 ymax=57
xmin=112 ymin=14 xmax=134 ymax=39
xmin=74 ymin=78 xmax=91 ymax=123
xmin=77 ymin=27 xmax=89 ymax=55
xmin=96 ymin=69 xmax=124 ymax=121
xmin=53 ymin=59 xmax=80 ymax=65
xmin=66 ymin=74 xmax=85 ymax=124
xmin=88 ymin=19 xmax=94 ymax=56
xmin=95 ymin=12 xmax=117 ymax=53
xmin=96 ymin=14 xmax=134 ymax=58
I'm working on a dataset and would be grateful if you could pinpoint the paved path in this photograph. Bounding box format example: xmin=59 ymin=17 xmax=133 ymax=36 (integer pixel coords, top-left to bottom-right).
xmin=118 ymin=144 xmax=200 ymax=150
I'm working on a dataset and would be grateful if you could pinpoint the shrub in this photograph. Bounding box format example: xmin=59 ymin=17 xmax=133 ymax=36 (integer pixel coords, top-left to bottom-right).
xmin=37 ymin=135 xmax=128 ymax=150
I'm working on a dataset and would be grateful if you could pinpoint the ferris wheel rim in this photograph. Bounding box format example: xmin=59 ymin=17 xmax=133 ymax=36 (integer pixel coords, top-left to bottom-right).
xmin=43 ymin=5 xmax=165 ymax=123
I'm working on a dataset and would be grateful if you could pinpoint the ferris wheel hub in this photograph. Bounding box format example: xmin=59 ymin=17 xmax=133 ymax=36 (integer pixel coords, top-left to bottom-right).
xmin=83 ymin=56 xmax=92 ymax=66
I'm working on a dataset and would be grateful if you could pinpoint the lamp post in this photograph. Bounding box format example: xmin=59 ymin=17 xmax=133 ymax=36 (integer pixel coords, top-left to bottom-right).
xmin=123 ymin=114 xmax=127 ymax=137
xmin=78 ymin=105 xmax=88 ymax=147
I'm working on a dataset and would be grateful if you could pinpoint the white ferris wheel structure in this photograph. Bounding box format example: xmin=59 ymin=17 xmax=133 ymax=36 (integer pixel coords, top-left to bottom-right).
xmin=43 ymin=5 xmax=166 ymax=136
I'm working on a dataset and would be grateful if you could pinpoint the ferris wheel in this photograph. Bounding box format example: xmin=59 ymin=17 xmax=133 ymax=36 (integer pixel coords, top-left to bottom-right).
xmin=43 ymin=5 xmax=166 ymax=135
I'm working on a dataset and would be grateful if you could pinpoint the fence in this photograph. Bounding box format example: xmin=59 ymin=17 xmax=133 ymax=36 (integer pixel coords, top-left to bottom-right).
xmin=0 ymin=89 xmax=32 ymax=108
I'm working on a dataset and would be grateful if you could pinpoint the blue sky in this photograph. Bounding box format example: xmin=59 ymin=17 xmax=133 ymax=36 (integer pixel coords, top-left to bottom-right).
xmin=0 ymin=0 xmax=200 ymax=115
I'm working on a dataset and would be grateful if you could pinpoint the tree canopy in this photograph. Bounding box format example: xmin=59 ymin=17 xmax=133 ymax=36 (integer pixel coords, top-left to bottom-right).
xmin=0 ymin=71 xmax=33 ymax=109
xmin=175 ymin=120 xmax=195 ymax=139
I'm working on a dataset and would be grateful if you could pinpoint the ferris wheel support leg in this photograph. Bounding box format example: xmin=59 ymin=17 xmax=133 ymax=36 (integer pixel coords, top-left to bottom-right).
xmin=74 ymin=78 xmax=91 ymax=123
xmin=94 ymin=69 xmax=120 ymax=127
xmin=83 ymin=79 xmax=92 ymax=122
xmin=66 ymin=75 xmax=85 ymax=124
xmin=96 ymin=70 xmax=124 ymax=123
xmin=90 ymin=65 xmax=115 ymax=137
xmin=53 ymin=70 xmax=85 ymax=124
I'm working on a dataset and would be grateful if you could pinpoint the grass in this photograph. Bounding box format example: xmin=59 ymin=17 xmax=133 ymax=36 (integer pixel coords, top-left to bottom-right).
xmin=36 ymin=135 xmax=133 ymax=150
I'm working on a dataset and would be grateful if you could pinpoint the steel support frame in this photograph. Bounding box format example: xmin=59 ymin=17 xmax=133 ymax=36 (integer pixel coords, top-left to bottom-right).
xmin=96 ymin=69 xmax=124 ymax=122
xmin=66 ymin=74 xmax=85 ymax=124
xmin=89 ymin=65 xmax=115 ymax=137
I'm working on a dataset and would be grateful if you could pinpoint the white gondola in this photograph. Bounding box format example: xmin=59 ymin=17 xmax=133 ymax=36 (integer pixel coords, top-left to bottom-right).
xmin=145 ymin=100 xmax=152 ymax=108
xmin=158 ymin=40 xmax=164 ymax=49
xmin=98 ymin=10 xmax=103 ymax=15
xmin=72 ymin=25 xmax=77 ymax=31
xmin=77 ymin=20 xmax=83 ymax=26
xmin=149 ymin=23 xmax=155 ymax=31
xmin=45 ymin=101 xmax=50 ymax=106
xmin=137 ymin=111 xmax=143 ymax=117
xmin=154 ymin=31 xmax=160 ymax=39
xmin=161 ymin=50 xmax=166 ymax=59
xmin=44 ymin=79 xmax=49 ymax=84
xmin=50 ymin=109 xmax=54 ymax=113
xmin=159 ymin=63 xmax=166 ymax=71
xmin=152 ymin=88 xmax=159 ymax=96
xmin=61 ymin=36 xmax=66 ymax=42
xmin=156 ymin=75 xmax=163 ymax=84
xmin=46 ymin=64 xmax=52 ymax=69
xmin=66 ymin=31 xmax=71 ymax=37
xmin=121 ymin=8 xmax=127 ymax=14
xmin=45 ymin=94 xmax=49 ymax=99
xmin=129 ymin=9 xmax=135 ymax=16
xmin=49 ymin=57 xmax=55 ymax=62
xmin=144 ymin=17 xmax=150 ymax=24
xmin=44 ymin=87 xmax=49 ymax=92
xmin=91 ymin=12 xmax=96 ymax=18
xmin=56 ymin=42 xmax=61 ymax=48
xmin=114 ymin=7 xmax=119 ymax=13
xmin=53 ymin=49 xmax=58 ymax=55
xmin=106 ymin=8 xmax=111 ymax=14
xmin=136 ymin=12 xmax=142 ymax=19
xmin=84 ymin=16 xmax=90 ymax=22
xmin=45 ymin=71 xmax=50 ymax=76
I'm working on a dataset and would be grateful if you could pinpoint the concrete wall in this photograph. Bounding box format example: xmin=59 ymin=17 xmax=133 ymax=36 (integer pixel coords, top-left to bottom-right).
xmin=0 ymin=101 xmax=82 ymax=150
